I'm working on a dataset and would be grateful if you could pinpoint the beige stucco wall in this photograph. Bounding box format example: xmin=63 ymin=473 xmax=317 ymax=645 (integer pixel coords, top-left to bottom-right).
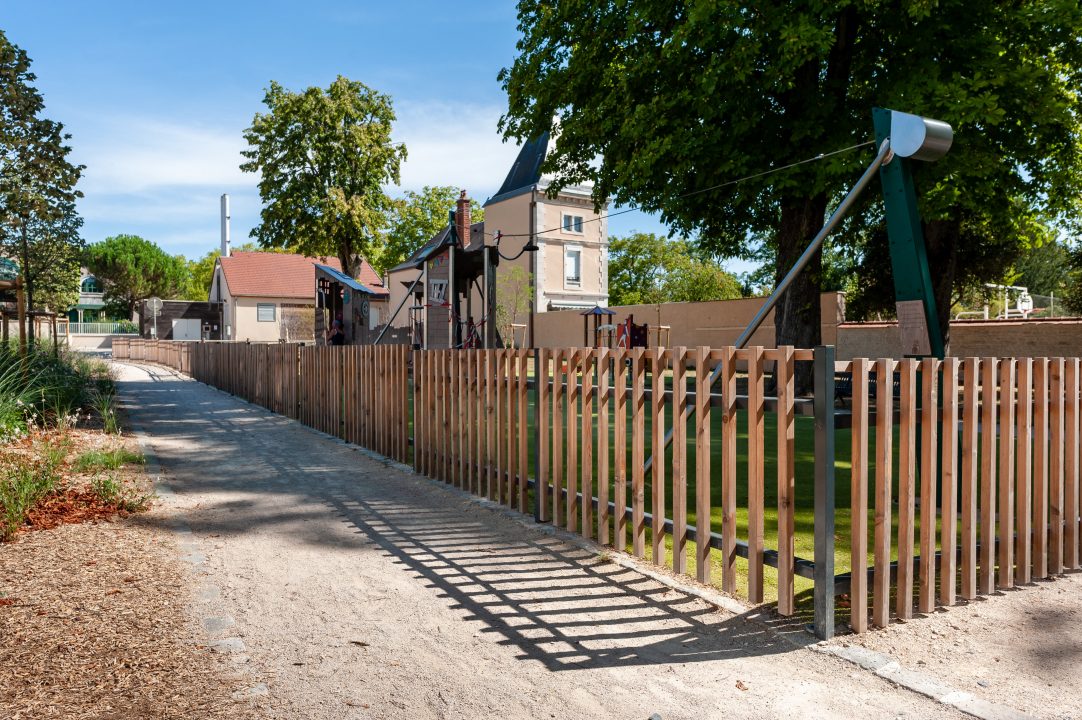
xmin=534 ymin=292 xmax=845 ymax=349
xmin=837 ymin=319 xmax=1082 ymax=359
xmin=231 ymin=296 xmax=288 ymax=342
xmin=534 ymin=197 xmax=607 ymax=309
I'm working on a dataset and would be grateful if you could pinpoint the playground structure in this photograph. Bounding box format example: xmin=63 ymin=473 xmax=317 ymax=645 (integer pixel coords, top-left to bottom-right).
xmin=314 ymin=264 xmax=391 ymax=346
xmin=382 ymin=192 xmax=504 ymax=350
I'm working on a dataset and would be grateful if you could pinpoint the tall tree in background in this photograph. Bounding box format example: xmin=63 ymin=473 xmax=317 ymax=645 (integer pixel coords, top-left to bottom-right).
xmin=608 ymin=232 xmax=741 ymax=305
xmin=15 ymin=198 xmax=83 ymax=312
xmin=0 ymin=30 xmax=84 ymax=343
xmin=500 ymin=1 xmax=1082 ymax=355
xmin=241 ymin=77 xmax=406 ymax=278
xmin=380 ymin=186 xmax=485 ymax=276
xmin=85 ymin=235 xmax=188 ymax=319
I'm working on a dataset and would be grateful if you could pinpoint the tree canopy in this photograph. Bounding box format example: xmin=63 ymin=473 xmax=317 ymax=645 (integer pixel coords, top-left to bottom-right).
xmin=0 ymin=30 xmax=84 ymax=340
xmin=380 ymin=186 xmax=485 ymax=276
xmin=241 ymin=77 xmax=406 ymax=278
xmin=85 ymin=235 xmax=188 ymax=318
xmin=499 ymin=1 xmax=1082 ymax=352
xmin=608 ymin=232 xmax=741 ymax=306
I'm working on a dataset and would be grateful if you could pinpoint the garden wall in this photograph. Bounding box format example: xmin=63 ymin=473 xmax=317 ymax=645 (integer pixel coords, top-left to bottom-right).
xmin=838 ymin=318 xmax=1082 ymax=359
xmin=533 ymin=292 xmax=845 ymax=349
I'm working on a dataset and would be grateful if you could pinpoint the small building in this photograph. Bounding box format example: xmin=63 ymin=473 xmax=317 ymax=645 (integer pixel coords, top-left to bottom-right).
xmin=209 ymin=251 xmax=386 ymax=342
xmin=314 ymin=264 xmax=391 ymax=345
xmin=139 ymin=300 xmax=222 ymax=340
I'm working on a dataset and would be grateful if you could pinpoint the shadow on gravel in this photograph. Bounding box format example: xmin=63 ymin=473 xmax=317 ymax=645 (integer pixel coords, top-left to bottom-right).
xmin=120 ymin=375 xmax=811 ymax=672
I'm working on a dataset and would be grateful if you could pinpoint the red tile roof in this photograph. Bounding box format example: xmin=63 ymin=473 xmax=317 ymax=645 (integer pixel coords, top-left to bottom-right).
xmin=218 ymin=252 xmax=385 ymax=299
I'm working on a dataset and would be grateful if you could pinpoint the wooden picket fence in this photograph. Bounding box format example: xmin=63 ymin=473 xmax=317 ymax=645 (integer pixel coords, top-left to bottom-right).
xmin=842 ymin=356 xmax=1082 ymax=632
xmin=111 ymin=337 xmax=1082 ymax=639
xmin=114 ymin=338 xmax=410 ymax=464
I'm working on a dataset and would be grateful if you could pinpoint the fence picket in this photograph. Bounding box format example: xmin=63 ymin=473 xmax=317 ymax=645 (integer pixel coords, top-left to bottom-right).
xmin=721 ymin=347 xmax=738 ymax=595
xmin=850 ymin=358 xmax=870 ymax=632
xmin=776 ymin=346 xmax=795 ymax=615
xmin=940 ymin=358 xmax=958 ymax=607
xmin=614 ymin=349 xmax=628 ymax=552
xmin=1066 ymin=359 xmax=1080 ymax=570
xmin=980 ymin=359 xmax=998 ymax=594
xmin=897 ymin=359 xmax=917 ymax=620
xmin=598 ymin=349 xmax=611 ymax=546
xmin=998 ymin=359 xmax=1016 ymax=589
xmin=747 ymin=347 xmax=765 ymax=603
xmin=919 ymin=358 xmax=938 ymax=613
xmin=695 ymin=347 xmax=711 ymax=584
xmin=581 ymin=349 xmax=595 ymax=537
xmin=631 ymin=348 xmax=646 ymax=558
xmin=1051 ymin=359 xmax=1065 ymax=575
xmin=672 ymin=347 xmax=689 ymax=576
xmin=873 ymin=358 xmax=895 ymax=628
xmin=651 ymin=349 xmax=667 ymax=564
xmin=566 ymin=350 xmax=580 ymax=531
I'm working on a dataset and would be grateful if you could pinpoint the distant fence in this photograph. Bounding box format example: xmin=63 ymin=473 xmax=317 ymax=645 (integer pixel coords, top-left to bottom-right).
xmin=111 ymin=337 xmax=1082 ymax=640
xmin=60 ymin=321 xmax=137 ymax=335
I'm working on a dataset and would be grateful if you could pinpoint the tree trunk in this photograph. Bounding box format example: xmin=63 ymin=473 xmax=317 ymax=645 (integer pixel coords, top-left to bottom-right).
xmin=20 ymin=223 xmax=35 ymax=346
xmin=775 ymin=194 xmax=828 ymax=393
xmin=923 ymin=218 xmax=960 ymax=353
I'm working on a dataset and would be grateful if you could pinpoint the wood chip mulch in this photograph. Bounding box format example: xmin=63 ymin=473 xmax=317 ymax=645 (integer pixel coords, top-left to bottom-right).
xmin=0 ymin=430 xmax=256 ymax=720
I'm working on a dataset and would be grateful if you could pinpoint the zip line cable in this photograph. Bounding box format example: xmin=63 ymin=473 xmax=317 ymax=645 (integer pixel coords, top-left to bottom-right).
xmin=489 ymin=139 xmax=877 ymax=241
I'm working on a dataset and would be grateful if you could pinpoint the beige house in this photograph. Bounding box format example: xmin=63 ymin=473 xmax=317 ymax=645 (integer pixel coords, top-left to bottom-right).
xmin=385 ymin=132 xmax=609 ymax=347
xmin=210 ymin=251 xmax=385 ymax=342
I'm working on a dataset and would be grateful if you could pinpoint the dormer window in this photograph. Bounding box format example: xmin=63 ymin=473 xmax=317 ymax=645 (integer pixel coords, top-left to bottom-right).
xmin=81 ymin=276 xmax=102 ymax=293
xmin=562 ymin=214 xmax=584 ymax=234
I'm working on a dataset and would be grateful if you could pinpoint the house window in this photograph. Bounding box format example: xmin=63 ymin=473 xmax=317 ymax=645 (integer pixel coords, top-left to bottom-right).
xmin=81 ymin=276 xmax=102 ymax=293
xmin=564 ymin=246 xmax=582 ymax=288
xmin=562 ymin=214 xmax=584 ymax=234
xmin=257 ymin=303 xmax=276 ymax=322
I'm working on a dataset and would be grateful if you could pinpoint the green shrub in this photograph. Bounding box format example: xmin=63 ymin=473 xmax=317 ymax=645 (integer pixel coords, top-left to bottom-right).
xmin=74 ymin=448 xmax=144 ymax=473
xmin=91 ymin=472 xmax=151 ymax=513
xmin=0 ymin=443 xmax=64 ymax=542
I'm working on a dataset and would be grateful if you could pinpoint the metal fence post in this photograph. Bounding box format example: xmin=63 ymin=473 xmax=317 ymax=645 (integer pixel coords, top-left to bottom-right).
xmin=813 ymin=345 xmax=837 ymax=640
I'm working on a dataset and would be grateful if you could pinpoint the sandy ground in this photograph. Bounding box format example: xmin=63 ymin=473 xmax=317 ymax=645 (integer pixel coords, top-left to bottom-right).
xmin=112 ymin=361 xmax=970 ymax=720
xmin=829 ymin=574 xmax=1082 ymax=719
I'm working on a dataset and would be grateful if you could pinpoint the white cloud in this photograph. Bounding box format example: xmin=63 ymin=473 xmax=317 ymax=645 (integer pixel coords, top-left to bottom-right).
xmin=70 ymin=115 xmax=252 ymax=195
xmin=393 ymin=100 xmax=520 ymax=198
xmin=69 ymin=101 xmax=526 ymax=256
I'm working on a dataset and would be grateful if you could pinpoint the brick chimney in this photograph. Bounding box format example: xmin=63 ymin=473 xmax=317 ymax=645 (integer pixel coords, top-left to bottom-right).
xmin=456 ymin=189 xmax=471 ymax=248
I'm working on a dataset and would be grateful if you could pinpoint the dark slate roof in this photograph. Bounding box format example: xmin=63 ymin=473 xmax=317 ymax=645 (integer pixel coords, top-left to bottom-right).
xmin=485 ymin=132 xmax=551 ymax=206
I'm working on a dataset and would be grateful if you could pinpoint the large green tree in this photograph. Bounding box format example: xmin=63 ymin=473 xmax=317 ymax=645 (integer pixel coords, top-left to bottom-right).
xmin=85 ymin=235 xmax=188 ymax=318
xmin=608 ymin=232 xmax=741 ymax=305
xmin=499 ymin=1 xmax=1082 ymax=355
xmin=0 ymin=30 xmax=84 ymax=342
xmin=241 ymin=76 xmax=406 ymax=278
xmin=380 ymin=186 xmax=485 ymax=276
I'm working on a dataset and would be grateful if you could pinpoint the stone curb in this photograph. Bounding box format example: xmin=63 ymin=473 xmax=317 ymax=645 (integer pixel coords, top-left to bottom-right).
xmin=814 ymin=645 xmax=1035 ymax=720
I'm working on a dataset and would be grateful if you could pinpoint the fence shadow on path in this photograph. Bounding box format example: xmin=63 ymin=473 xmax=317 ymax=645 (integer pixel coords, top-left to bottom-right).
xmin=119 ymin=374 xmax=811 ymax=672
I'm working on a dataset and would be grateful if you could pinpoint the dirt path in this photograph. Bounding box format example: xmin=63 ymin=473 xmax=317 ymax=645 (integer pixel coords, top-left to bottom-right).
xmin=114 ymin=362 xmax=965 ymax=720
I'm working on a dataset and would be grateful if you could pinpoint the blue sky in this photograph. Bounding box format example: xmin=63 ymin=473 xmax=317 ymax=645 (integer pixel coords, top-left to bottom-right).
xmin=5 ymin=1 xmax=681 ymax=265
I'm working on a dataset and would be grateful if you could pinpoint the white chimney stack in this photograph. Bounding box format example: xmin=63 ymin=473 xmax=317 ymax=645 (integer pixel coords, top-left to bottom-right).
xmin=220 ymin=193 xmax=231 ymax=257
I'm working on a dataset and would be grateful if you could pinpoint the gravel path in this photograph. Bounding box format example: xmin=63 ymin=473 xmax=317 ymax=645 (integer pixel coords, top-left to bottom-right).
xmin=114 ymin=362 xmax=964 ymax=720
